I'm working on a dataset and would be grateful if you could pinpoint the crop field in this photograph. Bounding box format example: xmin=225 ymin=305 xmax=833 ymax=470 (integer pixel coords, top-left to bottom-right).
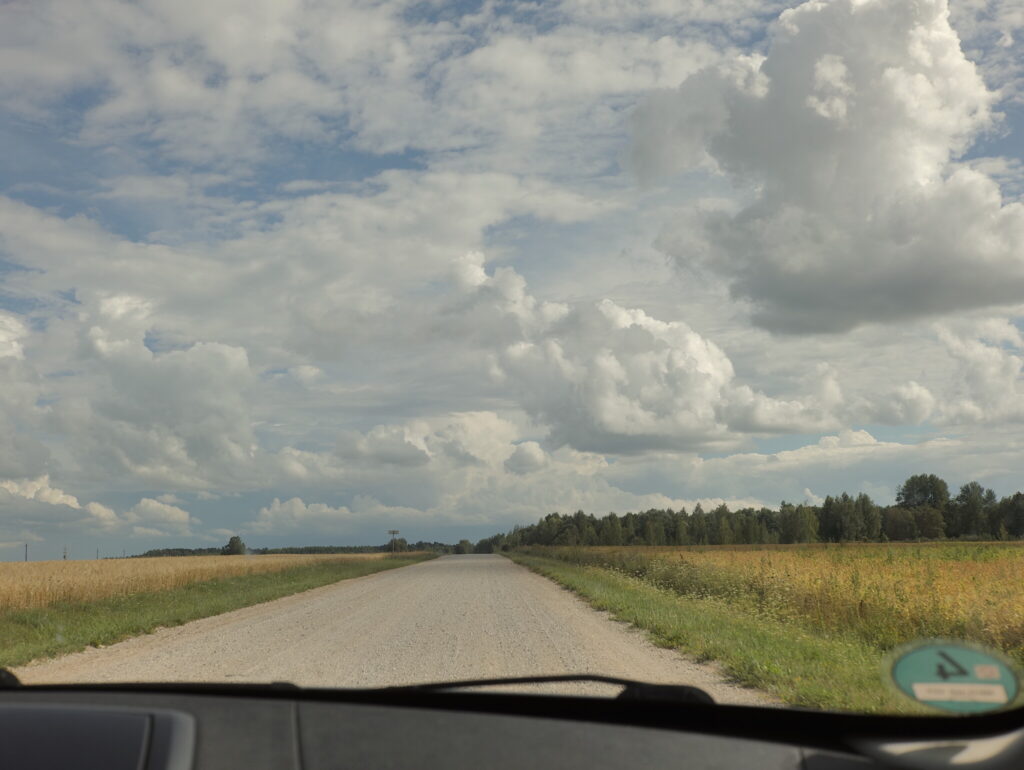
xmin=0 ymin=553 xmax=395 ymax=612
xmin=523 ymin=543 xmax=1024 ymax=664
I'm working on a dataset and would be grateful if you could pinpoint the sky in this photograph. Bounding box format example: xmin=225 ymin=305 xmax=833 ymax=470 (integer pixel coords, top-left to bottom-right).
xmin=1 ymin=0 xmax=1023 ymax=558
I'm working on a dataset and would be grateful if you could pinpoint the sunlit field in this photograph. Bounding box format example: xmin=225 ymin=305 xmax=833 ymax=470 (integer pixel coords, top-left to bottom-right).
xmin=0 ymin=553 xmax=395 ymax=611
xmin=525 ymin=543 xmax=1024 ymax=663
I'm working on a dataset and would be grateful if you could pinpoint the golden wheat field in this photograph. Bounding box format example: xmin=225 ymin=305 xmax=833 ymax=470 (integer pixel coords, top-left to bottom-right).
xmin=0 ymin=553 xmax=393 ymax=612
xmin=539 ymin=542 xmax=1024 ymax=660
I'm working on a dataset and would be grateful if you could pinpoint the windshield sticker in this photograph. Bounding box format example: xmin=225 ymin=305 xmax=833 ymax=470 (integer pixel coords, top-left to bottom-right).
xmin=889 ymin=641 xmax=1020 ymax=714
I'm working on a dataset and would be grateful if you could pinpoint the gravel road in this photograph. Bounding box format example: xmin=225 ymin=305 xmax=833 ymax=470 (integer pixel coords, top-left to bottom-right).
xmin=14 ymin=554 xmax=772 ymax=704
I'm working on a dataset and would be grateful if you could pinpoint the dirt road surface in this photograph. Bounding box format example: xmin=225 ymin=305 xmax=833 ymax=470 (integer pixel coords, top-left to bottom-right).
xmin=15 ymin=554 xmax=772 ymax=703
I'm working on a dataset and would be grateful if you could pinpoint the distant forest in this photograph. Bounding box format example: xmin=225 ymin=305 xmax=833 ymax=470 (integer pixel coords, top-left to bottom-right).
xmin=475 ymin=474 xmax=1024 ymax=553
xmin=137 ymin=540 xmax=457 ymax=557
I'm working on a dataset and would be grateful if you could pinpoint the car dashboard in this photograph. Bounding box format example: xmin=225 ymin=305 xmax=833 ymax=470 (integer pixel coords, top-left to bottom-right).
xmin=1 ymin=684 xmax=1022 ymax=770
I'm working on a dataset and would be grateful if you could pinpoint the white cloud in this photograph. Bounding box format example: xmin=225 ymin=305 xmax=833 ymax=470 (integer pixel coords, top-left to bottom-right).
xmin=52 ymin=326 xmax=259 ymax=489
xmin=636 ymin=0 xmax=1024 ymax=332
xmin=0 ymin=313 xmax=27 ymax=360
xmin=802 ymin=487 xmax=824 ymax=505
xmin=126 ymin=497 xmax=197 ymax=537
xmin=936 ymin=321 xmax=1024 ymax=424
xmin=459 ymin=256 xmax=842 ymax=453
xmin=859 ymin=380 xmax=938 ymax=425
xmin=248 ymin=496 xmax=424 ymax=535
xmin=336 ymin=425 xmax=432 ymax=468
xmin=504 ymin=442 xmax=549 ymax=475
xmin=0 ymin=475 xmax=125 ymax=536
xmin=0 ymin=475 xmax=80 ymax=508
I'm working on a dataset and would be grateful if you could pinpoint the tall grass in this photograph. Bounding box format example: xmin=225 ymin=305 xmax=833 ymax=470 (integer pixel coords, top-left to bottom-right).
xmin=522 ymin=543 xmax=1024 ymax=662
xmin=0 ymin=553 xmax=397 ymax=612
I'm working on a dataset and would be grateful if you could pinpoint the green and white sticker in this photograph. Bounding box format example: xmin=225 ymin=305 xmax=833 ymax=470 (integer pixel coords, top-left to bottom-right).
xmin=890 ymin=641 xmax=1020 ymax=714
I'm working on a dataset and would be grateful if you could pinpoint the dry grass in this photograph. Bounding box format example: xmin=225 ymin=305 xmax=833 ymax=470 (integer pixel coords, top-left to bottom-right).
xmin=529 ymin=542 xmax=1024 ymax=661
xmin=0 ymin=553 xmax=395 ymax=611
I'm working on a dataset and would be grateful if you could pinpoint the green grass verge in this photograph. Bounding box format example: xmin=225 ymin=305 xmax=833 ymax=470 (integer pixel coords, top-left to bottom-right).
xmin=1 ymin=554 xmax=435 ymax=669
xmin=508 ymin=552 xmax=920 ymax=713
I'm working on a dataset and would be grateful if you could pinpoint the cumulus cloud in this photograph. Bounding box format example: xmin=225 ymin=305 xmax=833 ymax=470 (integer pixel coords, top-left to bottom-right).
xmin=936 ymin=320 xmax=1024 ymax=424
xmin=0 ymin=475 xmax=81 ymax=508
xmin=504 ymin=442 xmax=549 ymax=475
xmin=0 ymin=475 xmax=124 ymax=535
xmin=0 ymin=474 xmax=201 ymax=542
xmin=336 ymin=425 xmax=432 ymax=468
xmin=125 ymin=497 xmax=198 ymax=537
xmin=248 ymin=496 xmax=423 ymax=535
xmin=459 ymin=255 xmax=842 ymax=453
xmin=862 ymin=380 xmax=938 ymax=425
xmin=28 ymin=292 xmax=262 ymax=490
xmin=636 ymin=0 xmax=1024 ymax=332
xmin=802 ymin=487 xmax=824 ymax=505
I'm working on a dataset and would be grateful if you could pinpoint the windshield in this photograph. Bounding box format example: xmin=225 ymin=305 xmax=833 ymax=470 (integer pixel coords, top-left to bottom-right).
xmin=1 ymin=0 xmax=1022 ymax=716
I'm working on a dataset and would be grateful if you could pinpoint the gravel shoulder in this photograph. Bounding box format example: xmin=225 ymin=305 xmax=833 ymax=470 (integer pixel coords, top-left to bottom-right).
xmin=14 ymin=554 xmax=773 ymax=704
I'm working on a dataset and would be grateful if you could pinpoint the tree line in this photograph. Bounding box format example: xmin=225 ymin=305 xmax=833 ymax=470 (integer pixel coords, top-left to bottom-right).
xmin=137 ymin=538 xmax=460 ymax=557
xmin=474 ymin=474 xmax=1024 ymax=552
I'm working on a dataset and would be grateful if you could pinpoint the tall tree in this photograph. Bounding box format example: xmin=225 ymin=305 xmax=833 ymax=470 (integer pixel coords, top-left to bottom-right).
xmin=954 ymin=481 xmax=994 ymax=538
xmin=835 ymin=492 xmax=863 ymax=540
xmin=689 ymin=504 xmax=709 ymax=545
xmin=896 ymin=474 xmax=950 ymax=510
xmin=779 ymin=503 xmax=818 ymax=543
xmin=856 ymin=493 xmax=882 ymax=541
xmin=819 ymin=496 xmax=840 ymax=541
xmin=599 ymin=514 xmax=624 ymax=545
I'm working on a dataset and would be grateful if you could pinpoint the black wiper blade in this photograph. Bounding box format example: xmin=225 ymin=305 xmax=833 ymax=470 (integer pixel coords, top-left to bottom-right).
xmin=380 ymin=674 xmax=715 ymax=705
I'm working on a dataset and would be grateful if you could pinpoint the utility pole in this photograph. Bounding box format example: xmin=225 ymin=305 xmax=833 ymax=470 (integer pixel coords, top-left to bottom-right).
xmin=387 ymin=530 xmax=400 ymax=553
xmin=96 ymin=548 xmax=100 ymax=560
xmin=24 ymin=543 xmax=27 ymax=562
xmin=63 ymin=545 xmax=67 ymax=560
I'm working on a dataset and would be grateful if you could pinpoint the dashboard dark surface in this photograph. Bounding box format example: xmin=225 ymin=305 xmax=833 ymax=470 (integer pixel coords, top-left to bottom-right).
xmin=1 ymin=686 xmax=1021 ymax=770
xmin=0 ymin=688 xmax=848 ymax=770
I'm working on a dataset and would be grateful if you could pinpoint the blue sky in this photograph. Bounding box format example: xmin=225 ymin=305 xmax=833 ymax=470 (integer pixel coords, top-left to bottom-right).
xmin=1 ymin=0 xmax=1023 ymax=558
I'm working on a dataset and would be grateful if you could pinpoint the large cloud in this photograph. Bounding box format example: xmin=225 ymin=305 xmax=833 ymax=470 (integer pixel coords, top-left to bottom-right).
xmin=0 ymin=473 xmax=208 ymax=544
xmin=635 ymin=0 xmax=1024 ymax=333
xmin=46 ymin=295 xmax=260 ymax=490
xmin=125 ymin=497 xmax=199 ymax=537
xmin=0 ymin=476 xmax=123 ymax=546
xmin=936 ymin=319 xmax=1024 ymax=424
xmin=456 ymin=253 xmax=842 ymax=453
xmin=0 ymin=0 xmax=723 ymax=173
xmin=0 ymin=314 xmax=51 ymax=480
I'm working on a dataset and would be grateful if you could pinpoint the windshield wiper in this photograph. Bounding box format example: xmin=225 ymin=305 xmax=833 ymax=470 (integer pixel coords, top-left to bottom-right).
xmin=0 ymin=668 xmax=714 ymax=704
xmin=380 ymin=674 xmax=715 ymax=705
